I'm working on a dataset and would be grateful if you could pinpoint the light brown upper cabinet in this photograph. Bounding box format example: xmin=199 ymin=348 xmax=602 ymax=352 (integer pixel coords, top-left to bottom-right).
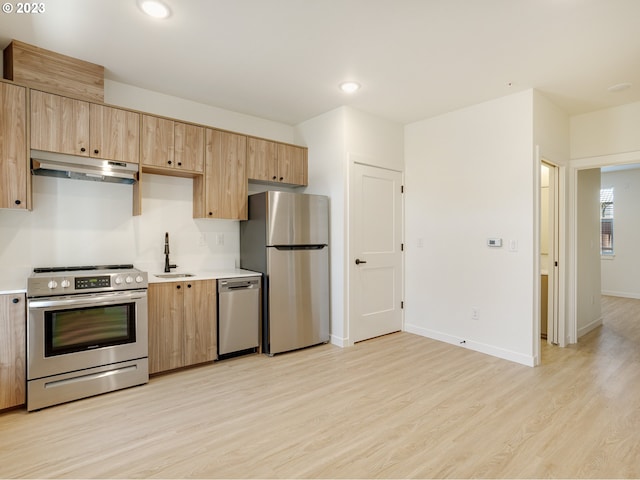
xmin=194 ymin=129 xmax=247 ymax=220
xmin=0 ymin=82 xmax=28 ymax=210
xmin=30 ymin=90 xmax=140 ymax=163
xmin=247 ymin=137 xmax=308 ymax=186
xmin=141 ymin=115 xmax=204 ymax=174
xmin=89 ymin=103 xmax=140 ymax=163
xmin=277 ymin=143 xmax=308 ymax=186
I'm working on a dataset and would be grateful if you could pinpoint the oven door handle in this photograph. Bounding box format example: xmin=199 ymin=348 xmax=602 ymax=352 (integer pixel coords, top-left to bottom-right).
xmin=28 ymin=290 xmax=147 ymax=309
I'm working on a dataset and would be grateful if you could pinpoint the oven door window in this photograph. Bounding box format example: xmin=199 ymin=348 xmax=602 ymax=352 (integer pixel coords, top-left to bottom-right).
xmin=44 ymin=303 xmax=136 ymax=357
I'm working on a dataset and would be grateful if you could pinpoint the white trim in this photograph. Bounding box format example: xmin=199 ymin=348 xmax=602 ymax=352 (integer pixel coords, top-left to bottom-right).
xmin=601 ymin=290 xmax=640 ymax=300
xmin=577 ymin=318 xmax=602 ymax=338
xmin=329 ymin=335 xmax=348 ymax=347
xmin=404 ymin=323 xmax=536 ymax=367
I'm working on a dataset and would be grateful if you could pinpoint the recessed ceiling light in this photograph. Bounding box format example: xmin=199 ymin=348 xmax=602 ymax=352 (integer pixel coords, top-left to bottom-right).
xmin=607 ymin=82 xmax=632 ymax=93
xmin=339 ymin=81 xmax=361 ymax=94
xmin=138 ymin=0 xmax=171 ymax=19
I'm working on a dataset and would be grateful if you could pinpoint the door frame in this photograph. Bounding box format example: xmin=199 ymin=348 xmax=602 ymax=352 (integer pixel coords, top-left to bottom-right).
xmin=346 ymin=154 xmax=404 ymax=346
xmin=541 ymin=160 xmax=560 ymax=345
xmin=535 ymin=147 xmax=566 ymax=365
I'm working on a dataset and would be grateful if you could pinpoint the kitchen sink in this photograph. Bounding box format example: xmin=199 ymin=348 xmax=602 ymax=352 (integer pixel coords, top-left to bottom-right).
xmin=154 ymin=273 xmax=196 ymax=278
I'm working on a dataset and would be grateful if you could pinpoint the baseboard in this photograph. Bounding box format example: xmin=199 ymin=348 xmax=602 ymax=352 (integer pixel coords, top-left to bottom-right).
xmin=601 ymin=290 xmax=640 ymax=300
xmin=577 ymin=318 xmax=602 ymax=338
xmin=330 ymin=334 xmax=347 ymax=348
xmin=404 ymin=323 xmax=535 ymax=367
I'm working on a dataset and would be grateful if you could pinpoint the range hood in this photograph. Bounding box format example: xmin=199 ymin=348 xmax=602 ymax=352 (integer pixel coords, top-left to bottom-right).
xmin=31 ymin=150 xmax=139 ymax=185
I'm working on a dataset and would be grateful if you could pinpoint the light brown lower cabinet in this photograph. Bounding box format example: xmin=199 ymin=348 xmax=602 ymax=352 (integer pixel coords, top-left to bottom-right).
xmin=0 ymin=293 xmax=26 ymax=410
xmin=148 ymin=280 xmax=217 ymax=374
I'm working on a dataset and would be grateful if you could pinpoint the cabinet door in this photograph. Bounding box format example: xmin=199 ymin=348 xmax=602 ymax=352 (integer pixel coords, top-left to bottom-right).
xmin=90 ymin=104 xmax=140 ymax=163
xmin=174 ymin=122 xmax=204 ymax=173
xmin=183 ymin=280 xmax=217 ymax=365
xmin=0 ymin=293 xmax=26 ymax=409
xmin=148 ymin=282 xmax=184 ymax=374
xmin=277 ymin=144 xmax=308 ymax=186
xmin=30 ymin=90 xmax=90 ymax=156
xmin=203 ymin=129 xmax=247 ymax=220
xmin=0 ymin=83 xmax=27 ymax=209
xmin=247 ymin=137 xmax=277 ymax=182
xmin=141 ymin=115 xmax=174 ymax=168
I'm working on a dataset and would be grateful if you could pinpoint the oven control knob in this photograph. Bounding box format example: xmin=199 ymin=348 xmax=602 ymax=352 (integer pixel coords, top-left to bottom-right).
xmin=114 ymin=276 xmax=123 ymax=285
xmin=47 ymin=280 xmax=58 ymax=289
xmin=61 ymin=279 xmax=71 ymax=288
xmin=135 ymin=275 xmax=144 ymax=283
xmin=125 ymin=276 xmax=133 ymax=284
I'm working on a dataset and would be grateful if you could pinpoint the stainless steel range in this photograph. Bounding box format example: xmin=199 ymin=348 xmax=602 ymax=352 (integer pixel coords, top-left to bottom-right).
xmin=26 ymin=264 xmax=149 ymax=411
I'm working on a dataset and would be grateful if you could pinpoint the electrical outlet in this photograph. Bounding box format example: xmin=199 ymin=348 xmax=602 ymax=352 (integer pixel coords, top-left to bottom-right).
xmin=471 ymin=307 xmax=480 ymax=321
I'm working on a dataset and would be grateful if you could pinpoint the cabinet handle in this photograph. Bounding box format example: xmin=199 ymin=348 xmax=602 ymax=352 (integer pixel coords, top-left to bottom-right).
xmin=279 ymin=177 xmax=284 ymax=181
xmin=176 ymin=285 xmax=181 ymax=289
xmin=187 ymin=284 xmax=191 ymax=288
xmin=208 ymin=212 xmax=213 ymax=216
xmin=80 ymin=147 xmax=86 ymax=152
xmin=12 ymin=298 xmax=19 ymax=304
xmin=94 ymin=149 xmax=99 ymax=154
xmin=14 ymin=199 xmax=21 ymax=205
xmin=177 ymin=162 xmax=182 ymax=166
xmin=168 ymin=160 xmax=172 ymax=165
xmin=272 ymin=176 xmax=277 ymax=180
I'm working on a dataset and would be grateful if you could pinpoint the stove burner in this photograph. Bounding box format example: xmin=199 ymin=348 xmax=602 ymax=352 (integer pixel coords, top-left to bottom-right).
xmin=33 ymin=264 xmax=135 ymax=273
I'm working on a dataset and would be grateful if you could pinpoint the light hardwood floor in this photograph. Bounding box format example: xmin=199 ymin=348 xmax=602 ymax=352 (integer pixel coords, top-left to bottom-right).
xmin=1 ymin=295 xmax=639 ymax=478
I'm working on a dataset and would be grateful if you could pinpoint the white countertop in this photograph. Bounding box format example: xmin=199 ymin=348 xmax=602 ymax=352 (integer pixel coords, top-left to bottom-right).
xmin=0 ymin=267 xmax=29 ymax=295
xmin=147 ymin=268 xmax=261 ymax=284
xmin=0 ymin=268 xmax=261 ymax=294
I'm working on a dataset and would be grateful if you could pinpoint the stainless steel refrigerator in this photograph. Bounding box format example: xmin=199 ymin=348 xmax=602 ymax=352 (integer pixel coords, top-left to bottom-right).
xmin=240 ymin=191 xmax=330 ymax=355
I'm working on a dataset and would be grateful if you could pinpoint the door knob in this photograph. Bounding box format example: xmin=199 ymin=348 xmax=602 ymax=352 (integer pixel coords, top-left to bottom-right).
xmin=355 ymin=258 xmax=367 ymax=265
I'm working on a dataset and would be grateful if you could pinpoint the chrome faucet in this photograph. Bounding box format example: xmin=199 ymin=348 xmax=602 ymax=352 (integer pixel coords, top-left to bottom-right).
xmin=164 ymin=232 xmax=177 ymax=272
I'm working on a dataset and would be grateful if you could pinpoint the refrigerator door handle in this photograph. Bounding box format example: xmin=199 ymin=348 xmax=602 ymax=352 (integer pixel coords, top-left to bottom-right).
xmin=274 ymin=245 xmax=326 ymax=251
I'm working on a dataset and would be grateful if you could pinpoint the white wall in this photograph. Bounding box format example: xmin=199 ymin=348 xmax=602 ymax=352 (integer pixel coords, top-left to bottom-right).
xmin=404 ymin=90 xmax=536 ymax=366
xmin=0 ymin=82 xmax=298 ymax=290
xmin=532 ymin=90 xmax=570 ymax=347
xmin=105 ymin=80 xmax=295 ymax=144
xmin=600 ymin=167 xmax=640 ymax=298
xmin=569 ymin=98 xmax=640 ymax=342
xmin=296 ymin=106 xmax=403 ymax=345
xmin=571 ymin=100 xmax=640 ymax=159
xmin=576 ymin=168 xmax=602 ymax=336
xmin=296 ymin=108 xmax=347 ymax=343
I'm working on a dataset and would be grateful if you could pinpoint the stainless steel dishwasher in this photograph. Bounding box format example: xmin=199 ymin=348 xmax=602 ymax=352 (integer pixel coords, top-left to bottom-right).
xmin=217 ymin=276 xmax=261 ymax=358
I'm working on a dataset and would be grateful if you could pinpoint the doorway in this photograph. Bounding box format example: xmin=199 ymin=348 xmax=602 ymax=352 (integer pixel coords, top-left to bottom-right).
xmin=541 ymin=161 xmax=560 ymax=346
xmin=569 ymin=151 xmax=640 ymax=343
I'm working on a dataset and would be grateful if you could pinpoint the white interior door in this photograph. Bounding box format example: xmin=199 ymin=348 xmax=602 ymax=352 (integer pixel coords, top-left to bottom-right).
xmin=543 ymin=161 xmax=560 ymax=345
xmin=351 ymin=163 xmax=403 ymax=343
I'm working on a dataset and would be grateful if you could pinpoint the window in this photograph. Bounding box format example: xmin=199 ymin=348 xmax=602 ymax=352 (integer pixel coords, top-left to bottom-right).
xmin=600 ymin=187 xmax=614 ymax=255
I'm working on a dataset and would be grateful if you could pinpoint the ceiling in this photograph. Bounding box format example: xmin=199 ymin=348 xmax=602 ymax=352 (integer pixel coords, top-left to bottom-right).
xmin=1 ymin=0 xmax=640 ymax=126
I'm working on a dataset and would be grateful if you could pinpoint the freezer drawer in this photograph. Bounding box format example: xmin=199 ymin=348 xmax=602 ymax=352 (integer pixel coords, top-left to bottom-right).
xmin=217 ymin=277 xmax=261 ymax=357
xmin=265 ymin=246 xmax=329 ymax=354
